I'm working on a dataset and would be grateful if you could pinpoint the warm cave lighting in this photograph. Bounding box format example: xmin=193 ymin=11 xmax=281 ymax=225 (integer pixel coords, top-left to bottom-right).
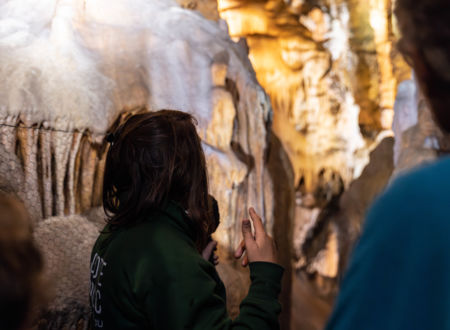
xmin=370 ymin=9 xmax=386 ymax=31
xmin=0 ymin=1 xmax=415 ymax=329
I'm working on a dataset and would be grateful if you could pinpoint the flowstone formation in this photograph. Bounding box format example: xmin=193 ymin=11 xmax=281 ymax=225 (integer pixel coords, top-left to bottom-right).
xmin=0 ymin=0 xmax=431 ymax=329
xmin=289 ymin=76 xmax=449 ymax=329
xmin=215 ymin=2 xmax=409 ymax=302
xmin=204 ymin=0 xmax=411 ymax=328
xmin=219 ymin=0 xmax=367 ymax=192
xmin=0 ymin=0 xmax=278 ymax=327
xmin=218 ymin=0 xmax=409 ymax=180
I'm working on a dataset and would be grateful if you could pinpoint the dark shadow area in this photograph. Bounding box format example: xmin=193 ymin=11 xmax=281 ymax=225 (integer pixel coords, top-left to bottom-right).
xmin=266 ymin=131 xmax=295 ymax=330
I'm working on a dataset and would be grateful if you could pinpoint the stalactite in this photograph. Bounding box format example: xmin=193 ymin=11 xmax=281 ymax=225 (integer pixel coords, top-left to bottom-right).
xmin=73 ymin=135 xmax=86 ymax=214
xmin=91 ymin=139 xmax=108 ymax=207
xmin=77 ymin=137 xmax=97 ymax=212
xmin=38 ymin=124 xmax=53 ymax=219
xmin=16 ymin=117 xmax=42 ymax=221
xmin=218 ymin=0 xmax=367 ymax=198
xmin=67 ymin=132 xmax=83 ymax=215
xmin=0 ymin=119 xmax=107 ymax=220
xmin=52 ymin=129 xmax=73 ymax=216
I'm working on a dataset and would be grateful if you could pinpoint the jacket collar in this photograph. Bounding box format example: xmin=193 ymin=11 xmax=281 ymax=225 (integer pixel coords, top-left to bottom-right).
xmin=159 ymin=200 xmax=197 ymax=242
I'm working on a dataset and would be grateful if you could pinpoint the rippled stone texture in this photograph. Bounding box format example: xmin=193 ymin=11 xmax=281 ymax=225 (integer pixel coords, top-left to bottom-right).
xmin=35 ymin=215 xmax=100 ymax=329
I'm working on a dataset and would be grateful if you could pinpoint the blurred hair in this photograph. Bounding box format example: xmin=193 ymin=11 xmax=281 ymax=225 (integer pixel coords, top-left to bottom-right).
xmin=0 ymin=193 xmax=44 ymax=330
xmin=396 ymin=0 xmax=450 ymax=133
xmin=103 ymin=109 xmax=214 ymax=251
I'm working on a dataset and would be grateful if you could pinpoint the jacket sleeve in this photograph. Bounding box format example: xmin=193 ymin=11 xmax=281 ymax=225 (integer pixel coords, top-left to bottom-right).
xmin=143 ymin=231 xmax=284 ymax=330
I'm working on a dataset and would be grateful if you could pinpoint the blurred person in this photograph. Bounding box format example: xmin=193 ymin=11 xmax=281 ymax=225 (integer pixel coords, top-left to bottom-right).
xmin=0 ymin=193 xmax=44 ymax=330
xmin=326 ymin=1 xmax=450 ymax=329
xmin=90 ymin=110 xmax=283 ymax=329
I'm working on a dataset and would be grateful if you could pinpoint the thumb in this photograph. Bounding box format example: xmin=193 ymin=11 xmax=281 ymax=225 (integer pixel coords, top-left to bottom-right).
xmin=202 ymin=240 xmax=217 ymax=260
xmin=242 ymin=219 xmax=254 ymax=243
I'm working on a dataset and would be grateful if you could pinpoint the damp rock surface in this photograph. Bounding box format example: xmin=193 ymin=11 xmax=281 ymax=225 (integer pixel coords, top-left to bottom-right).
xmin=34 ymin=215 xmax=100 ymax=329
xmin=217 ymin=0 xmax=410 ymax=191
xmin=0 ymin=0 xmax=275 ymax=327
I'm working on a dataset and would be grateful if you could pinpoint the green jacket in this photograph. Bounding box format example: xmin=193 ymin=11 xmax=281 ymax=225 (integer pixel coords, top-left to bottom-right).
xmin=90 ymin=201 xmax=284 ymax=329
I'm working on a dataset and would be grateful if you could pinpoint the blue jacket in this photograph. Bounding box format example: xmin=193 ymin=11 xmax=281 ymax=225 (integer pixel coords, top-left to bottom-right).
xmin=327 ymin=157 xmax=450 ymax=330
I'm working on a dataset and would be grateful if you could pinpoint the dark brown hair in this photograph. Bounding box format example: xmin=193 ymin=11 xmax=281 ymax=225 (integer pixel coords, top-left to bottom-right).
xmin=103 ymin=110 xmax=214 ymax=250
xmin=0 ymin=193 xmax=44 ymax=330
xmin=396 ymin=0 xmax=450 ymax=133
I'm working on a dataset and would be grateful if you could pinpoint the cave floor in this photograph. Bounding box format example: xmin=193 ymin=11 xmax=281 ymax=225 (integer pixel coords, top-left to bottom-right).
xmin=291 ymin=274 xmax=333 ymax=330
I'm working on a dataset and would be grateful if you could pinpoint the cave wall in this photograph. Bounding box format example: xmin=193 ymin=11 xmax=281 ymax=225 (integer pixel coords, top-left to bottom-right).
xmin=217 ymin=0 xmax=410 ymax=195
xmin=136 ymin=1 xmax=448 ymax=329
xmin=210 ymin=1 xmax=412 ymax=329
xmin=0 ymin=0 xmax=280 ymax=327
xmin=0 ymin=0 xmax=432 ymax=329
xmin=219 ymin=0 xmax=364 ymax=195
xmin=287 ymin=75 xmax=449 ymax=329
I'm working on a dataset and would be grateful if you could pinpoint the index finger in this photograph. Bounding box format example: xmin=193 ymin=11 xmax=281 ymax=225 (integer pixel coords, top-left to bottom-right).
xmin=249 ymin=207 xmax=266 ymax=239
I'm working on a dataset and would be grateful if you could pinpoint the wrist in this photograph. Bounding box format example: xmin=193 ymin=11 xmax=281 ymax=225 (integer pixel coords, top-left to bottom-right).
xmin=248 ymin=262 xmax=284 ymax=299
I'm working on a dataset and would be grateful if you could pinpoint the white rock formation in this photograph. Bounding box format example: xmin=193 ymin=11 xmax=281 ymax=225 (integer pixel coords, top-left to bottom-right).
xmin=217 ymin=0 xmax=371 ymax=204
xmin=0 ymin=0 xmax=273 ymax=248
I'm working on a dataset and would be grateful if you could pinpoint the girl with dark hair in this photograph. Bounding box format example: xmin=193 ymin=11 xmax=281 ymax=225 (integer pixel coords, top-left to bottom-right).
xmin=90 ymin=109 xmax=283 ymax=329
